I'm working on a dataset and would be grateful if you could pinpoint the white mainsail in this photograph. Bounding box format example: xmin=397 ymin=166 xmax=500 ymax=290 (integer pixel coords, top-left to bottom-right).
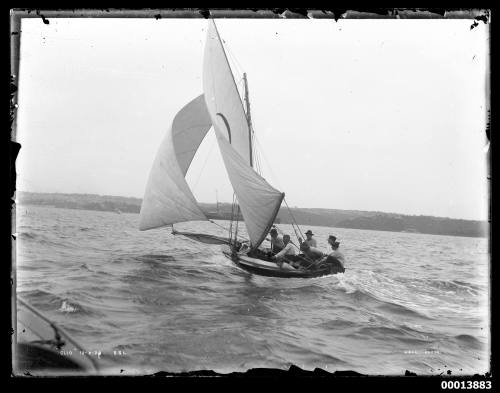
xmin=203 ymin=19 xmax=252 ymax=165
xmin=139 ymin=95 xmax=212 ymax=230
xmin=203 ymin=20 xmax=284 ymax=248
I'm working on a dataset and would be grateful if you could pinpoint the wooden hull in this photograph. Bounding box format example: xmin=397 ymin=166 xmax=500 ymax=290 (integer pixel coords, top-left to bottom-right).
xmin=223 ymin=250 xmax=341 ymax=279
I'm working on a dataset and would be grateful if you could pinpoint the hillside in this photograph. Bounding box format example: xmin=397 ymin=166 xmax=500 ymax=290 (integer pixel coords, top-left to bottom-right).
xmin=16 ymin=192 xmax=488 ymax=238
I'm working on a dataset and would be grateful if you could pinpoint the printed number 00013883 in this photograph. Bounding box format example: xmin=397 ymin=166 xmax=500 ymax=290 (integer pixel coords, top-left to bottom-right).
xmin=441 ymin=381 xmax=491 ymax=390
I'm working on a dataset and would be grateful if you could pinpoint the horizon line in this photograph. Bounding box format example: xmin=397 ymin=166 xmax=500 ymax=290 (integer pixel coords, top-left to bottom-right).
xmin=15 ymin=190 xmax=489 ymax=223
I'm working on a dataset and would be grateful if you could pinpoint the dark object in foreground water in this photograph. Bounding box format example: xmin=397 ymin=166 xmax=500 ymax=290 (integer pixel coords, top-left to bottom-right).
xmin=14 ymin=297 xmax=99 ymax=375
xmin=16 ymin=343 xmax=92 ymax=371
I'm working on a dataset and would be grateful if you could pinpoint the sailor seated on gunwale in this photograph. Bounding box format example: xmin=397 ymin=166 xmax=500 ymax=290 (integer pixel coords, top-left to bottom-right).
xmin=298 ymin=229 xmax=317 ymax=248
xmin=324 ymin=235 xmax=346 ymax=273
xmin=237 ymin=241 xmax=250 ymax=253
xmin=299 ymin=242 xmax=324 ymax=261
xmin=267 ymin=228 xmax=284 ymax=256
xmin=271 ymin=234 xmax=297 ymax=268
xmin=270 ymin=242 xmax=324 ymax=270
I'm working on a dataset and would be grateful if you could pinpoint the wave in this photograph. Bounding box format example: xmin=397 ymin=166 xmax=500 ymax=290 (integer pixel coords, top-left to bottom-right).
xmin=17 ymin=231 xmax=76 ymax=250
xmin=79 ymin=263 xmax=95 ymax=272
xmin=376 ymin=301 xmax=433 ymax=320
xmin=399 ymin=322 xmax=435 ymax=336
xmin=338 ymin=285 xmax=433 ymax=320
xmin=355 ymin=325 xmax=438 ymax=347
xmin=58 ymin=300 xmax=79 ymax=313
xmin=357 ymin=325 xmax=408 ymax=337
xmin=131 ymin=296 xmax=170 ymax=307
xmin=17 ymin=231 xmax=39 ymax=240
xmin=121 ymin=271 xmax=171 ymax=285
xmin=18 ymin=288 xmax=101 ymax=317
xmin=18 ymin=289 xmax=54 ymax=303
xmin=428 ymin=279 xmax=481 ymax=296
xmin=319 ymin=318 xmax=359 ymax=329
xmin=453 ymin=334 xmax=485 ymax=349
xmin=56 ymin=297 xmax=99 ymax=316
xmin=452 ymin=280 xmax=482 ymax=290
xmin=110 ymin=253 xmax=176 ymax=270
xmin=133 ymin=254 xmax=179 ymax=264
xmin=274 ymin=339 xmax=352 ymax=367
xmin=192 ymin=284 xmax=220 ymax=295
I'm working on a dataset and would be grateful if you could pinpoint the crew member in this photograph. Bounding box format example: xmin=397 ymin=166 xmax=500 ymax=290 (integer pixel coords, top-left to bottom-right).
xmin=271 ymin=234 xmax=297 ymax=267
xmin=269 ymin=228 xmax=284 ymax=254
xmin=325 ymin=235 xmax=346 ymax=273
xmin=304 ymin=230 xmax=317 ymax=247
xmin=299 ymin=242 xmax=324 ymax=261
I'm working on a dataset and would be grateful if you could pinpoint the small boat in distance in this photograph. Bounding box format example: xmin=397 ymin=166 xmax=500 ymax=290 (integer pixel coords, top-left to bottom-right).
xmin=139 ymin=20 xmax=343 ymax=278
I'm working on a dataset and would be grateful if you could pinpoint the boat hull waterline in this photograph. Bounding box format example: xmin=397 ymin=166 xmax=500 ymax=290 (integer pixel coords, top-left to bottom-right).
xmin=222 ymin=251 xmax=342 ymax=279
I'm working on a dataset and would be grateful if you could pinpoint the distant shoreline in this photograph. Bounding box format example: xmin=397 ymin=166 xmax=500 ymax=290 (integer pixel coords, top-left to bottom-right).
xmin=15 ymin=191 xmax=489 ymax=238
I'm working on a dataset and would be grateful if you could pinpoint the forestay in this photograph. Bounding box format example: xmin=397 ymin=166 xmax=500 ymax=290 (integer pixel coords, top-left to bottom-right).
xmin=139 ymin=95 xmax=212 ymax=230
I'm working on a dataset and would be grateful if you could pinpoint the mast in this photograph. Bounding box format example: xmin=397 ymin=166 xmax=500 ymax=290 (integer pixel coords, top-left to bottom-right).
xmin=216 ymin=189 xmax=220 ymax=214
xmin=243 ymin=72 xmax=253 ymax=168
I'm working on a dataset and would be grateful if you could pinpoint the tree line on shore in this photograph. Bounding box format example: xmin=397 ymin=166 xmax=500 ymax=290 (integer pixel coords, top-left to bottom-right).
xmin=16 ymin=191 xmax=488 ymax=238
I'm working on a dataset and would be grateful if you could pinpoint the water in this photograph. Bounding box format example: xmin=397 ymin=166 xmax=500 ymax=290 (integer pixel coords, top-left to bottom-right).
xmin=14 ymin=205 xmax=490 ymax=375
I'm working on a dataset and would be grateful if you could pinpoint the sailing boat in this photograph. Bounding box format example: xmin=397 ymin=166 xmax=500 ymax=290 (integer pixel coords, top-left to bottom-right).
xmin=139 ymin=20 xmax=340 ymax=278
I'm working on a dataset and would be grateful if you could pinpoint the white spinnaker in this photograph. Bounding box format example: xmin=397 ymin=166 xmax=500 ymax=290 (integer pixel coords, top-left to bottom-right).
xmin=139 ymin=95 xmax=212 ymax=230
xmin=203 ymin=19 xmax=252 ymax=165
xmin=214 ymin=130 xmax=284 ymax=248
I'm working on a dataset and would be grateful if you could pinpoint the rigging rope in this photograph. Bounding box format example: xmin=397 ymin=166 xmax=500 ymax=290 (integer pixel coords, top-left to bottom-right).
xmin=252 ymin=133 xmax=283 ymax=191
xmin=224 ymin=40 xmax=245 ymax=77
xmin=253 ymin=140 xmax=263 ymax=175
xmin=284 ymin=198 xmax=305 ymax=245
xmin=228 ymin=193 xmax=236 ymax=242
xmin=248 ymin=114 xmax=261 ymax=175
xmin=209 ymin=219 xmax=228 ymax=231
xmin=234 ymin=204 xmax=241 ymax=245
xmin=229 ymin=194 xmax=244 ymax=248
xmin=209 ymin=219 xmax=249 ymax=241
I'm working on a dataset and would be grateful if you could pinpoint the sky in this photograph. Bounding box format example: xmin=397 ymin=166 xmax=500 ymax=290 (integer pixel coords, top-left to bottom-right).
xmin=15 ymin=17 xmax=489 ymax=220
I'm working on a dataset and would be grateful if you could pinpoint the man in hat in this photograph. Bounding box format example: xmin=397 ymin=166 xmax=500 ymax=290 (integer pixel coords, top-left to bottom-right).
xmin=302 ymin=230 xmax=317 ymax=248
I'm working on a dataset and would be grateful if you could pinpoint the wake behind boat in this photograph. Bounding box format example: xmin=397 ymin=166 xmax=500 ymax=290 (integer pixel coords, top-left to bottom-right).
xmin=139 ymin=20 xmax=345 ymax=279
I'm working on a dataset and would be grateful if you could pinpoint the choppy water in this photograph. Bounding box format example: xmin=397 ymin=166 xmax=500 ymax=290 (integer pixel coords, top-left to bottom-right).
xmin=14 ymin=205 xmax=490 ymax=375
